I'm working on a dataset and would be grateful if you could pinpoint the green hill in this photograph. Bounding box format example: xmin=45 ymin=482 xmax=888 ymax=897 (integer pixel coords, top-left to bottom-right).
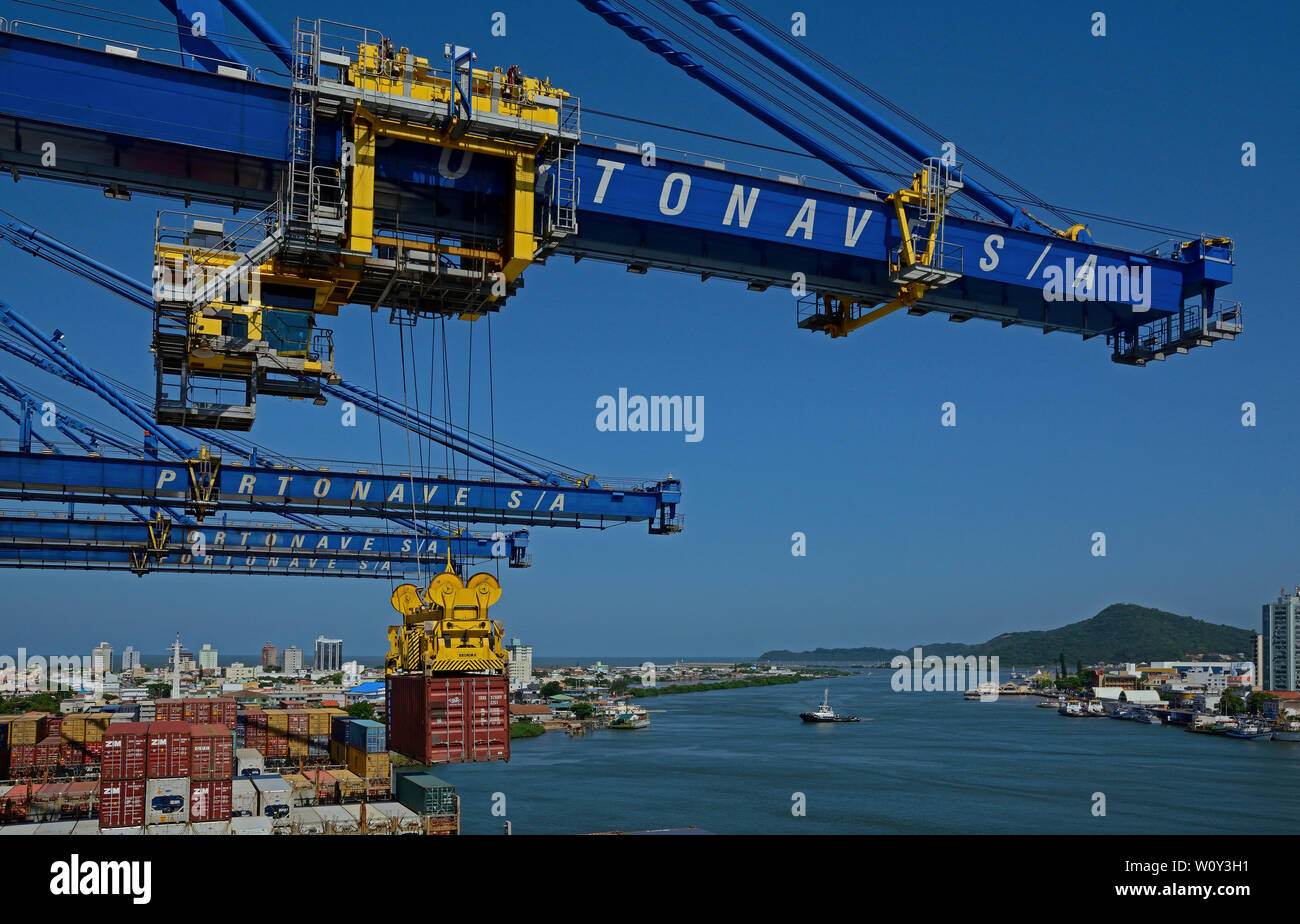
xmin=758 ymin=603 xmax=1252 ymax=665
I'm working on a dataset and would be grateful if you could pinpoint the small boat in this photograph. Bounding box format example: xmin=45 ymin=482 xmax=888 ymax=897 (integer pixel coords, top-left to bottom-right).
xmin=1273 ymin=722 xmax=1300 ymax=742
xmin=1131 ymin=710 xmax=1164 ymax=725
xmin=1058 ymin=700 xmax=1084 ymax=716
xmin=1084 ymin=699 xmax=1105 ymax=716
xmin=800 ymin=688 xmax=860 ymax=723
xmin=609 ymin=705 xmax=650 ymax=730
xmin=1108 ymin=708 xmax=1135 ymax=720
xmin=1037 ymin=697 xmax=1062 ymax=709
xmin=1225 ymin=723 xmax=1273 ymax=741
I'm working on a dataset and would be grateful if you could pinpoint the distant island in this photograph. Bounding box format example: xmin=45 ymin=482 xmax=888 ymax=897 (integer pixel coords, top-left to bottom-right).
xmin=758 ymin=603 xmax=1253 ymax=665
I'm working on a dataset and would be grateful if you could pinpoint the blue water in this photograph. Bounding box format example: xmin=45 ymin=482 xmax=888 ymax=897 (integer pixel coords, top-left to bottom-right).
xmin=438 ymin=672 xmax=1300 ymax=834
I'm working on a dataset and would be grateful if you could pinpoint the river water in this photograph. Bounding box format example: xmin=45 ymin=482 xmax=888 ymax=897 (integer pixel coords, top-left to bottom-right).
xmin=439 ymin=671 xmax=1300 ymax=834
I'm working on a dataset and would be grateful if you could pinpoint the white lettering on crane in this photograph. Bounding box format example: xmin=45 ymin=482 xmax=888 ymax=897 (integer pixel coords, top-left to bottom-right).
xmin=723 ymin=185 xmax=760 ymax=228
xmin=1027 ymin=243 xmax=1053 ymax=280
xmin=313 ymin=478 xmax=330 ymax=498
xmin=155 ymin=470 xmax=178 ymax=490
xmin=387 ymin=484 xmax=405 ymax=503
xmin=437 ymin=148 xmax=473 ymax=180
xmin=659 ymin=172 xmax=691 ymax=216
xmin=844 ymin=207 xmax=872 ymax=247
xmin=276 ymin=475 xmax=291 ymax=496
xmin=237 ymin=474 xmax=256 ymax=494
xmin=786 ymin=198 xmax=817 ymax=239
xmin=507 ymin=490 xmax=522 ymax=509
xmin=980 ymin=234 xmax=1004 ymax=272
xmin=351 ymin=481 xmax=372 ymax=501
xmin=592 ymin=159 xmax=625 ymax=204
xmin=455 ymin=488 xmax=470 ymax=506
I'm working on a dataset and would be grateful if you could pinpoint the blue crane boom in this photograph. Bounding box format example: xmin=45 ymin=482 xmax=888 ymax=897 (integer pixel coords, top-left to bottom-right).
xmin=0 ymin=21 xmax=1238 ymax=369
xmin=0 ymin=448 xmax=684 ymax=532
xmin=0 ymin=513 xmax=529 ymax=569
xmin=0 ymin=548 xmax=423 ymax=578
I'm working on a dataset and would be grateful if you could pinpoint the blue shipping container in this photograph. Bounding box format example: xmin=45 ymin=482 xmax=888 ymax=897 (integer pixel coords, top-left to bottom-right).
xmin=330 ymin=715 xmax=353 ymax=745
xmin=345 ymin=719 xmax=386 ymax=753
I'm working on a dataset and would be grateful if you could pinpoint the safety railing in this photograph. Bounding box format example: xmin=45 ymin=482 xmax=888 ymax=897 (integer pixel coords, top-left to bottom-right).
xmin=4 ymin=19 xmax=291 ymax=85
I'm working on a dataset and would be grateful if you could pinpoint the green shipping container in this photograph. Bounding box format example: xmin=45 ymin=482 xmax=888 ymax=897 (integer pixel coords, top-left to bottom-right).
xmin=394 ymin=773 xmax=456 ymax=817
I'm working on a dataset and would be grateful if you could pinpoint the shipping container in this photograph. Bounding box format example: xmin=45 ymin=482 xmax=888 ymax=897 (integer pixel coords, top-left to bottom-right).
xmin=236 ymin=748 xmax=265 ymax=777
xmin=98 ymin=779 xmax=146 ymax=828
xmin=306 ymin=709 xmax=333 ymax=737
xmin=291 ymin=806 xmax=324 ymax=834
xmin=210 ymin=698 xmax=237 ymax=730
xmin=229 ymin=816 xmax=273 ymax=835
xmin=231 ymin=779 xmax=258 ymax=817
xmin=251 ymin=774 xmax=292 ymax=826
xmin=305 ymin=769 xmax=336 ymax=804
xmin=345 ymin=719 xmax=386 ymax=753
xmin=282 ymin=773 xmax=316 ymax=806
xmin=330 ymin=714 xmax=353 ymax=745
xmin=145 ymin=822 xmax=188 ymax=835
xmin=190 ymin=724 xmax=235 ymax=780
xmin=356 ymin=802 xmax=391 ymax=834
xmin=344 ymin=745 xmax=390 ymax=780
xmin=191 ymin=820 xmax=231 ymax=835
xmin=6 ymin=712 xmax=48 ymax=746
xmin=332 ymin=769 xmax=366 ymax=802
xmin=34 ymin=734 xmax=60 ymax=772
xmin=145 ymin=777 xmax=190 ymax=825
xmin=189 ymin=778 xmax=233 ymax=822
xmin=146 ymin=722 xmax=192 ymax=779
xmin=45 ymin=716 xmax=63 ymax=739
xmin=154 ymin=699 xmax=184 ymax=722
xmin=375 ymin=801 xmax=424 ymax=835
xmin=63 ymin=781 xmax=97 ymax=817
xmin=263 ymin=734 xmax=288 ymax=759
xmin=314 ymin=804 xmax=358 ymax=834
xmin=395 ymin=772 xmax=458 ymax=817
xmin=386 ymin=673 xmax=510 ymax=765
xmin=1 ymin=785 xmax=31 ymax=824
xmin=30 ymin=783 xmax=68 ymax=822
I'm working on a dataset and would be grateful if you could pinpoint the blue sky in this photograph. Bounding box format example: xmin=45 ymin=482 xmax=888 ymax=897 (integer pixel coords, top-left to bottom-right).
xmin=0 ymin=0 xmax=1295 ymax=658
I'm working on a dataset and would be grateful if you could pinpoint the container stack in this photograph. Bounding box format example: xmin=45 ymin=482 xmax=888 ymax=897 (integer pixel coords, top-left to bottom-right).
xmin=3 ymin=713 xmax=49 ymax=778
xmin=386 ymin=673 xmax=510 ymax=765
xmin=189 ymin=725 xmax=234 ymax=824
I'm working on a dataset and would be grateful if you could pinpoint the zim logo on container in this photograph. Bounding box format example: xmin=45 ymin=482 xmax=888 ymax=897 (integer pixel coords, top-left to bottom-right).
xmin=50 ymin=854 xmax=152 ymax=905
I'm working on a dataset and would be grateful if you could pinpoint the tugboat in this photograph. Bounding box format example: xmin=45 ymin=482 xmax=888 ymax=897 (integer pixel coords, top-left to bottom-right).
xmin=800 ymin=688 xmax=860 ymax=723
xmin=609 ymin=705 xmax=650 ymax=730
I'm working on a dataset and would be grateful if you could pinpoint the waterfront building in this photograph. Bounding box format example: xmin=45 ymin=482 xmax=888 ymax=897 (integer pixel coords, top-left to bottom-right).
xmin=261 ymin=643 xmax=280 ymax=672
xmin=91 ymin=642 xmax=113 ymax=674
xmin=507 ymin=638 xmax=534 ymax=688
xmin=314 ymin=637 xmax=343 ymax=672
xmin=121 ymin=646 xmax=140 ymax=672
xmin=198 ymin=644 xmax=219 ymax=671
xmin=1261 ymin=588 xmax=1300 ymax=691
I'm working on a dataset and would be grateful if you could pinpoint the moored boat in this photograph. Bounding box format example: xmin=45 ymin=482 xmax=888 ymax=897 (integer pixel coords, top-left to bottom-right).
xmin=1225 ymin=723 xmax=1273 ymax=741
xmin=1273 ymin=722 xmax=1300 ymax=742
xmin=609 ymin=705 xmax=650 ymax=729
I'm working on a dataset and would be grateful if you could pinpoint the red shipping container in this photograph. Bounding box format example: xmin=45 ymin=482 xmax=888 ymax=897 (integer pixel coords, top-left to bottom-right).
xmin=84 ymin=739 xmax=104 ymax=766
xmin=191 ymin=724 xmax=235 ymax=780
xmin=98 ymin=779 xmax=145 ymax=828
xmin=183 ymin=698 xmax=212 ymax=725
xmin=45 ymin=717 xmax=63 ymax=739
xmin=35 ymin=734 xmax=60 ymax=771
xmin=59 ymin=743 xmax=86 ymax=768
xmin=9 ymin=743 xmax=36 ymax=775
xmin=146 ymin=722 xmax=192 ymax=779
xmin=102 ymin=723 xmax=149 ymax=780
xmin=263 ymin=734 xmax=288 ymax=759
xmin=286 ymin=710 xmax=310 ymax=737
xmin=386 ymin=673 xmax=510 ymax=765
xmin=211 ymin=698 xmax=237 ymax=729
xmin=2 ymin=786 xmax=31 ymax=822
xmin=189 ymin=778 xmax=233 ymax=822
xmin=155 ymin=699 xmax=185 ymax=722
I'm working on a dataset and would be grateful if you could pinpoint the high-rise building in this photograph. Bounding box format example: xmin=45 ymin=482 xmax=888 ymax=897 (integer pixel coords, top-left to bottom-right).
xmin=92 ymin=642 xmax=114 ymax=674
xmin=314 ymin=637 xmax=343 ymax=672
xmin=1262 ymin=588 xmax=1300 ymax=691
xmin=507 ymin=637 xmax=533 ymax=688
xmin=121 ymin=646 xmax=140 ymax=672
xmin=262 ymin=643 xmax=280 ymax=672
xmin=198 ymin=644 xmax=219 ymax=671
xmin=283 ymin=646 xmax=303 ymax=673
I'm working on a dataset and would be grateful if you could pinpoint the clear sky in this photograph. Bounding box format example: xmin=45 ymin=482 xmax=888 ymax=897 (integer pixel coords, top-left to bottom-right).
xmin=0 ymin=0 xmax=1295 ymax=658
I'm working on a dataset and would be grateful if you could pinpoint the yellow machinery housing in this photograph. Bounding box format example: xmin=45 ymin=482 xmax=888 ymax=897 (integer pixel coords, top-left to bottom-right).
xmin=152 ymin=22 xmax=579 ymax=429
xmin=385 ymin=568 xmax=508 ymax=674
